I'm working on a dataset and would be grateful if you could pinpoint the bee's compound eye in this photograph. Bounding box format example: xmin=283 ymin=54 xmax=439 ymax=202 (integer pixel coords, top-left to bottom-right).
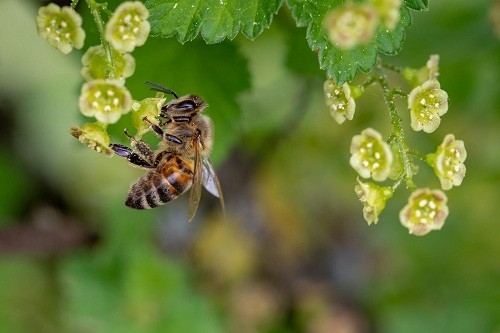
xmin=176 ymin=100 xmax=197 ymax=111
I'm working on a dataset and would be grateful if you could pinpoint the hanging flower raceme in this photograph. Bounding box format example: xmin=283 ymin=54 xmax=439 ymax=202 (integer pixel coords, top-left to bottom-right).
xmin=427 ymin=134 xmax=467 ymax=190
xmin=355 ymin=179 xmax=394 ymax=225
xmin=400 ymin=188 xmax=449 ymax=236
xmin=324 ymin=3 xmax=378 ymax=50
xmin=105 ymin=1 xmax=150 ymax=53
xmin=70 ymin=122 xmax=113 ymax=156
xmin=408 ymin=79 xmax=448 ymax=133
xmin=350 ymin=128 xmax=393 ymax=181
xmin=36 ymin=3 xmax=85 ymax=54
xmin=79 ymin=80 xmax=132 ymax=124
xmin=324 ymin=79 xmax=356 ymax=124
xmin=81 ymin=45 xmax=135 ymax=81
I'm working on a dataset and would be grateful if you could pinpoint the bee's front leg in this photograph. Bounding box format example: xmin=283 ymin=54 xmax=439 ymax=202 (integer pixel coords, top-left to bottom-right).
xmin=142 ymin=116 xmax=183 ymax=146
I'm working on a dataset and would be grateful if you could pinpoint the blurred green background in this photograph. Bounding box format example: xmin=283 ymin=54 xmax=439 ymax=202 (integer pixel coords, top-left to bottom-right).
xmin=0 ymin=0 xmax=499 ymax=332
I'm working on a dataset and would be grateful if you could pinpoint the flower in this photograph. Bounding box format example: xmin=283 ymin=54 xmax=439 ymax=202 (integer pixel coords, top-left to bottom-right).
xmin=131 ymin=95 xmax=166 ymax=136
xmin=70 ymin=122 xmax=113 ymax=156
xmin=79 ymin=80 xmax=132 ymax=124
xmin=324 ymin=80 xmax=356 ymax=124
xmin=408 ymin=79 xmax=448 ymax=133
xmin=427 ymin=134 xmax=467 ymax=190
xmin=324 ymin=3 xmax=378 ymax=50
xmin=105 ymin=1 xmax=150 ymax=53
xmin=400 ymin=188 xmax=449 ymax=236
xmin=370 ymin=0 xmax=402 ymax=30
xmin=81 ymin=45 xmax=135 ymax=81
xmin=355 ymin=178 xmax=393 ymax=224
xmin=350 ymin=128 xmax=393 ymax=181
xmin=36 ymin=3 xmax=85 ymax=54
xmin=403 ymin=54 xmax=440 ymax=87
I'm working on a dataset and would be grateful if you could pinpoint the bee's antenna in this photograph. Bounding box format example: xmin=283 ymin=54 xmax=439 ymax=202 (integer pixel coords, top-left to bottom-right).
xmin=144 ymin=81 xmax=179 ymax=99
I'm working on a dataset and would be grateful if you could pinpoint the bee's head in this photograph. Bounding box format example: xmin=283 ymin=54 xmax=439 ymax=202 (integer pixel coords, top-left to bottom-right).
xmin=162 ymin=95 xmax=207 ymax=117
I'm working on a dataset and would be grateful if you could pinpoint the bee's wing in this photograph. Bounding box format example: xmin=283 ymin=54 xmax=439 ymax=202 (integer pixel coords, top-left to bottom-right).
xmin=188 ymin=140 xmax=203 ymax=222
xmin=202 ymin=157 xmax=225 ymax=214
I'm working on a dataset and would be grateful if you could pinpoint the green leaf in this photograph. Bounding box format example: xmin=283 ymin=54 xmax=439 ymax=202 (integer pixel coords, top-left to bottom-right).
xmin=145 ymin=0 xmax=283 ymax=44
xmin=404 ymin=0 xmax=429 ymax=11
xmin=286 ymin=0 xmax=412 ymax=84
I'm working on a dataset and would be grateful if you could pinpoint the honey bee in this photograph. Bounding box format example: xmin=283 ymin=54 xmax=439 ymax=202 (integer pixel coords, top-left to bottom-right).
xmin=110 ymin=82 xmax=224 ymax=221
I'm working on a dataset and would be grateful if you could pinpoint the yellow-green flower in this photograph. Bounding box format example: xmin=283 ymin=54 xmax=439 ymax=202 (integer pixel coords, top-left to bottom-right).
xmin=324 ymin=79 xmax=356 ymax=124
xmin=355 ymin=178 xmax=393 ymax=225
xmin=408 ymin=79 xmax=448 ymax=133
xmin=427 ymin=134 xmax=467 ymax=190
xmin=400 ymin=188 xmax=449 ymax=236
xmin=70 ymin=122 xmax=113 ymax=156
xmin=403 ymin=54 xmax=440 ymax=87
xmin=370 ymin=0 xmax=402 ymax=30
xmin=81 ymin=45 xmax=135 ymax=81
xmin=105 ymin=1 xmax=150 ymax=53
xmin=79 ymin=80 xmax=132 ymax=124
xmin=324 ymin=3 xmax=378 ymax=50
xmin=131 ymin=95 xmax=166 ymax=137
xmin=350 ymin=128 xmax=393 ymax=181
xmin=36 ymin=3 xmax=85 ymax=54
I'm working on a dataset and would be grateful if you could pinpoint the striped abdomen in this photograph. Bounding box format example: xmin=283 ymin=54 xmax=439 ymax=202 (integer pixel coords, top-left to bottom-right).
xmin=125 ymin=154 xmax=194 ymax=209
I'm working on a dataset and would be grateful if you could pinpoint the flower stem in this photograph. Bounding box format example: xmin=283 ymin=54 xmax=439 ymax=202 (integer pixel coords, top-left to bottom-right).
xmin=70 ymin=0 xmax=80 ymax=10
xmin=85 ymin=0 xmax=115 ymax=79
xmin=375 ymin=65 xmax=416 ymax=191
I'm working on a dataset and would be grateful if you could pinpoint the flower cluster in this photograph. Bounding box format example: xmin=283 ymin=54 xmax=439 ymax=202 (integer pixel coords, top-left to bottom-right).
xmin=347 ymin=65 xmax=464 ymax=235
xmin=36 ymin=1 xmax=153 ymax=155
xmin=323 ymin=0 xmax=402 ymax=50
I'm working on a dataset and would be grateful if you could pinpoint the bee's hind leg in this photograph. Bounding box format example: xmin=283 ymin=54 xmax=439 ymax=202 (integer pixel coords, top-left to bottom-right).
xmin=110 ymin=129 xmax=156 ymax=168
xmin=110 ymin=143 xmax=155 ymax=169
